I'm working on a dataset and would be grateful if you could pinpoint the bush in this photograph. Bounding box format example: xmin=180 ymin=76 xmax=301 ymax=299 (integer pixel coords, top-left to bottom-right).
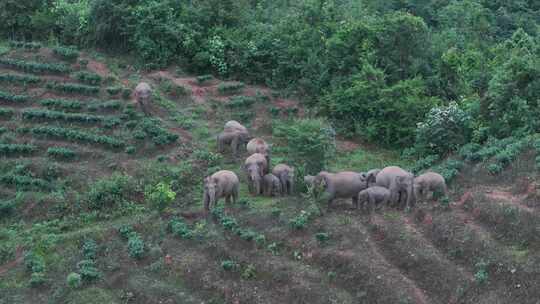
xmin=159 ymin=79 xmax=188 ymax=97
xmin=241 ymin=264 xmax=256 ymax=280
xmin=9 ymin=41 xmax=41 ymax=50
xmin=414 ymin=102 xmax=471 ymax=157
xmin=0 ymin=107 xmax=14 ymax=118
xmin=0 ymin=199 xmax=16 ymax=217
xmin=0 ymin=73 xmax=41 ymax=85
xmin=29 ymin=272 xmax=46 ymax=287
xmin=52 ymin=46 xmax=79 ymax=62
xmin=0 ymin=58 xmax=72 ymax=74
xmin=87 ymin=100 xmax=123 ymax=111
xmin=77 ymin=260 xmax=101 ymax=281
xmin=73 ymin=71 xmax=101 ymax=85
xmin=196 ymin=75 xmax=213 ymax=84
xmin=168 ymin=217 xmax=194 ymax=239
xmin=0 ymin=144 xmax=38 ymax=156
xmin=122 ymin=88 xmax=131 ymax=100
xmin=139 ymin=118 xmax=179 ymax=145
xmin=46 ymin=81 xmax=100 ymax=95
xmin=30 ymin=126 xmax=125 ymax=149
xmin=86 ymin=173 xmax=134 ymax=210
xmin=127 ymin=233 xmax=145 ymax=259
xmin=0 ymin=90 xmax=29 ymax=103
xmin=118 ymin=225 xmax=134 ymax=240
xmin=23 ymin=109 xmax=117 ymax=126
xmin=40 ymin=98 xmax=82 ymax=110
xmin=82 ymin=239 xmax=98 ymax=260
xmin=290 ymin=210 xmax=310 ymax=230
xmin=221 ymin=260 xmax=238 ymax=271
xmin=273 ymin=118 xmax=336 ymax=174
xmin=145 ymin=181 xmax=176 ymax=212
xmin=106 ymin=86 xmax=121 ymax=96
xmin=315 ymin=232 xmax=330 ymax=245
xmin=217 ymin=82 xmax=244 ymax=95
xmin=225 ymin=96 xmax=256 ymax=109
xmin=66 ymin=272 xmax=82 ymax=289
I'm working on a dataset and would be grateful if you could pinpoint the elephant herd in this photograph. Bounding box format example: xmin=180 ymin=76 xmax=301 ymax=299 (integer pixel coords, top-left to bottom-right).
xmin=203 ymin=120 xmax=449 ymax=212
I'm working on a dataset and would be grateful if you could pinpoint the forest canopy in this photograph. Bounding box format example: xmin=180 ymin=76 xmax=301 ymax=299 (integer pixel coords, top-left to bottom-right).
xmin=2 ymin=0 xmax=539 ymax=157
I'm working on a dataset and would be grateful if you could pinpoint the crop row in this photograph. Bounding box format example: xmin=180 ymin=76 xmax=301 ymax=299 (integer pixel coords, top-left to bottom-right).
xmin=0 ymin=143 xmax=38 ymax=156
xmin=9 ymin=41 xmax=41 ymax=50
xmin=46 ymin=81 xmax=100 ymax=96
xmin=52 ymin=46 xmax=79 ymax=62
xmin=40 ymin=98 xmax=82 ymax=110
xmin=0 ymin=107 xmax=14 ymax=118
xmin=28 ymin=126 xmax=125 ymax=149
xmin=133 ymin=118 xmax=179 ymax=145
xmin=73 ymin=71 xmax=101 ymax=85
xmin=87 ymin=100 xmax=123 ymax=111
xmin=47 ymin=147 xmax=77 ymax=160
xmin=0 ymin=73 xmax=41 ymax=85
xmin=0 ymin=58 xmax=72 ymax=74
xmin=0 ymin=90 xmax=29 ymax=103
xmin=0 ymin=174 xmax=50 ymax=190
xmin=22 ymin=109 xmax=120 ymax=126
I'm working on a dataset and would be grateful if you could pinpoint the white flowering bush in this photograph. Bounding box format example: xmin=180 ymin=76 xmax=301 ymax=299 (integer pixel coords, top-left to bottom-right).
xmin=208 ymin=36 xmax=227 ymax=75
xmin=414 ymin=102 xmax=471 ymax=156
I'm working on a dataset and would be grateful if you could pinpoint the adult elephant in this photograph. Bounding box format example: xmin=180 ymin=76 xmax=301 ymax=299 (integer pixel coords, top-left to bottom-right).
xmin=313 ymin=171 xmax=368 ymax=211
xmin=244 ymin=153 xmax=268 ymax=195
xmin=217 ymin=121 xmax=250 ymax=158
xmin=134 ymin=82 xmax=152 ymax=115
xmin=203 ymin=170 xmax=239 ymax=211
xmin=375 ymin=166 xmax=415 ymax=209
xmin=247 ymin=138 xmax=270 ymax=172
xmin=414 ymin=172 xmax=447 ymax=202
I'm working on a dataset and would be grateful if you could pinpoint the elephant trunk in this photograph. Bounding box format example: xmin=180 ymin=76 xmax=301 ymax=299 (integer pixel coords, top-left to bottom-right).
xmin=204 ymin=190 xmax=216 ymax=211
xmin=407 ymin=183 xmax=415 ymax=208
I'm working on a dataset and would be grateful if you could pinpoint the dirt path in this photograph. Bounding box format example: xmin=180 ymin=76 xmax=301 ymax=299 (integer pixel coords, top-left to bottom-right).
xmin=0 ymin=247 xmax=23 ymax=277
xmin=483 ymin=188 xmax=536 ymax=213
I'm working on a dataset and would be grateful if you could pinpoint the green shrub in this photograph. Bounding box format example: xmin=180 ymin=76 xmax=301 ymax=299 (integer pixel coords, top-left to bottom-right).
xmin=127 ymin=233 xmax=145 ymax=259
xmin=414 ymin=102 xmax=471 ymax=157
xmin=474 ymin=260 xmax=489 ymax=284
xmin=274 ymin=118 xmax=336 ymax=174
xmin=86 ymin=173 xmax=134 ymax=210
xmin=168 ymin=217 xmax=194 ymax=239
xmin=0 ymin=108 xmax=14 ymax=118
xmin=125 ymin=146 xmax=136 ymax=154
xmin=24 ymin=251 xmax=45 ymax=273
xmin=30 ymin=126 xmax=125 ymax=149
xmin=486 ymin=163 xmax=503 ymax=175
xmin=254 ymin=234 xmax=266 ymax=246
xmin=0 ymin=58 xmax=72 ymax=74
xmin=290 ymin=210 xmax=310 ymax=230
xmin=196 ymin=74 xmax=213 ymax=84
xmin=66 ymin=272 xmax=82 ymax=289
xmin=315 ymin=232 xmax=330 ymax=245
xmin=40 ymin=98 xmax=82 ymax=110
xmin=159 ymin=79 xmax=188 ymax=97
xmin=270 ymin=207 xmax=281 ymax=217
xmin=145 ymin=181 xmax=176 ymax=212
xmin=241 ymin=264 xmax=256 ymax=280
xmin=23 ymin=109 xmax=119 ymax=126
xmin=9 ymin=41 xmax=41 ymax=50
xmin=225 ymin=96 xmax=256 ymax=109
xmin=46 ymin=81 xmax=100 ymax=95
xmin=52 ymin=46 xmax=79 ymax=62
xmin=87 ymin=100 xmax=123 ymax=111
xmin=221 ymin=260 xmax=237 ymax=271
xmin=82 ymin=239 xmax=98 ymax=260
xmin=78 ymin=59 xmax=89 ymax=68
xmin=0 ymin=73 xmax=41 ymax=85
xmin=0 ymin=144 xmax=38 ymax=156
xmin=73 ymin=71 xmax=102 ymax=85
xmin=217 ymin=82 xmax=244 ymax=95
xmin=106 ymin=86 xmax=121 ymax=96
xmin=29 ymin=272 xmax=46 ymax=287
xmin=139 ymin=118 xmax=179 ymax=145
xmin=0 ymin=199 xmax=16 ymax=217
xmin=269 ymin=107 xmax=281 ymax=117
xmin=118 ymin=225 xmax=134 ymax=240
xmin=122 ymin=88 xmax=132 ymax=100
xmin=77 ymin=260 xmax=101 ymax=281
xmin=0 ymin=90 xmax=29 ymax=103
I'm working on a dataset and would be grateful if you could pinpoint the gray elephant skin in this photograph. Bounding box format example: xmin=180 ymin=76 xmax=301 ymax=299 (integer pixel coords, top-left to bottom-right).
xmin=272 ymin=164 xmax=294 ymax=195
xmin=358 ymin=186 xmax=390 ymax=210
xmin=203 ymin=170 xmax=239 ymax=211
xmin=134 ymin=82 xmax=152 ymax=115
xmin=414 ymin=172 xmax=447 ymax=202
xmin=247 ymin=138 xmax=270 ymax=170
xmin=365 ymin=168 xmax=381 ymax=187
xmin=314 ymin=171 xmax=368 ymax=210
xmin=218 ymin=121 xmax=250 ymax=158
xmin=375 ymin=166 xmax=415 ymax=209
xmin=263 ymin=174 xmax=282 ymax=197
xmin=244 ymin=153 xmax=268 ymax=195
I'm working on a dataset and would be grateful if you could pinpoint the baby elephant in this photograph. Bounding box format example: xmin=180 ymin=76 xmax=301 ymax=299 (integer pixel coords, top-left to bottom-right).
xmin=272 ymin=164 xmax=294 ymax=195
xmin=134 ymin=82 xmax=152 ymax=115
xmin=203 ymin=170 xmax=239 ymax=211
xmin=218 ymin=121 xmax=250 ymax=159
xmin=414 ymin=172 xmax=448 ymax=202
xmin=357 ymin=186 xmax=390 ymax=211
xmin=263 ymin=174 xmax=282 ymax=197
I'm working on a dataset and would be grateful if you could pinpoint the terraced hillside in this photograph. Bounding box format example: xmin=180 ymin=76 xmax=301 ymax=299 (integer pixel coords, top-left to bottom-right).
xmin=1 ymin=42 xmax=539 ymax=304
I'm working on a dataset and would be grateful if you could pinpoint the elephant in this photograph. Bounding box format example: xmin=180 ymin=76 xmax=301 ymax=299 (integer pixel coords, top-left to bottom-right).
xmin=365 ymin=169 xmax=381 ymax=187
xmin=272 ymin=164 xmax=294 ymax=195
xmin=414 ymin=172 xmax=448 ymax=202
xmin=263 ymin=174 xmax=282 ymax=197
xmin=218 ymin=121 xmax=250 ymax=158
xmin=203 ymin=170 xmax=239 ymax=211
xmin=304 ymin=175 xmax=315 ymax=187
xmin=224 ymin=120 xmax=248 ymax=133
xmin=247 ymin=138 xmax=271 ymax=170
xmin=134 ymin=82 xmax=152 ymax=115
xmin=313 ymin=171 xmax=368 ymax=210
xmin=244 ymin=153 xmax=268 ymax=195
xmin=357 ymin=186 xmax=391 ymax=211
xmin=375 ymin=166 xmax=415 ymax=209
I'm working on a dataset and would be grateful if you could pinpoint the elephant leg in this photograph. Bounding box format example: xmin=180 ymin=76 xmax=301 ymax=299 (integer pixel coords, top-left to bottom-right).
xmin=352 ymin=195 xmax=359 ymax=210
xmin=232 ymin=186 xmax=238 ymax=204
xmin=368 ymin=195 xmax=377 ymax=212
xmin=231 ymin=136 xmax=239 ymax=158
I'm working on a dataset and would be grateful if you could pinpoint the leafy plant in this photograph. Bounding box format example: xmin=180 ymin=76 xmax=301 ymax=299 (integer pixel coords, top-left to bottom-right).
xmin=46 ymin=81 xmax=100 ymax=95
xmin=106 ymin=86 xmax=122 ymax=96
xmin=0 ymin=90 xmax=29 ymax=103
xmin=168 ymin=217 xmax=194 ymax=239
xmin=73 ymin=71 xmax=101 ymax=85
xmin=0 ymin=144 xmax=38 ymax=156
xmin=77 ymin=259 xmax=101 ymax=281
xmin=145 ymin=181 xmax=176 ymax=212
xmin=221 ymin=260 xmax=238 ymax=271
xmin=66 ymin=272 xmax=82 ymax=288
xmin=52 ymin=46 xmax=80 ymax=61
xmin=30 ymin=126 xmax=125 ymax=149
xmin=241 ymin=264 xmax=256 ymax=280
xmin=196 ymin=74 xmax=213 ymax=84
xmin=217 ymin=82 xmax=244 ymax=95
xmin=315 ymin=232 xmax=330 ymax=245
xmin=0 ymin=58 xmax=72 ymax=74
xmin=82 ymin=239 xmax=98 ymax=260
xmin=9 ymin=41 xmax=41 ymax=50
xmin=86 ymin=173 xmax=134 ymax=210
xmin=127 ymin=233 xmax=145 ymax=259
xmin=0 ymin=73 xmax=41 ymax=85
xmin=40 ymin=98 xmax=82 ymax=110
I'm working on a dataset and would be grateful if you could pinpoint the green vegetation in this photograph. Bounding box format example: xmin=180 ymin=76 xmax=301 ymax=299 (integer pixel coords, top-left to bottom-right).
xmin=0 ymin=73 xmax=41 ymax=85
xmin=73 ymin=71 xmax=102 ymax=85
xmin=40 ymin=98 xmax=83 ymax=110
xmin=9 ymin=41 xmax=41 ymax=50
xmin=47 ymin=147 xmax=77 ymax=160
xmin=0 ymin=143 xmax=38 ymax=156
xmin=217 ymin=82 xmax=244 ymax=95
xmin=29 ymin=126 xmax=125 ymax=148
xmin=22 ymin=108 xmax=120 ymax=126
xmin=52 ymin=46 xmax=79 ymax=61
xmin=0 ymin=107 xmax=14 ymax=118
xmin=46 ymin=81 xmax=100 ymax=95
xmin=0 ymin=58 xmax=71 ymax=74
xmin=0 ymin=90 xmax=29 ymax=103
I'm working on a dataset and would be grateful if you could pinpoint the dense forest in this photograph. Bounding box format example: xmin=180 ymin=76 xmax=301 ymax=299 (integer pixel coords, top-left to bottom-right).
xmin=2 ymin=0 xmax=539 ymax=157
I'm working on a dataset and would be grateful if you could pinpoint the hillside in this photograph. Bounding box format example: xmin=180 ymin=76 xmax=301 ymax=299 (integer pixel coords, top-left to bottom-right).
xmin=1 ymin=43 xmax=540 ymax=304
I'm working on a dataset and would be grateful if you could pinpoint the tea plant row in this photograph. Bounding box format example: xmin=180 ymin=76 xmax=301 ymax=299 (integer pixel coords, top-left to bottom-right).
xmin=27 ymin=126 xmax=125 ymax=149
xmin=0 ymin=58 xmax=71 ymax=74
xmin=22 ymin=108 xmax=120 ymax=126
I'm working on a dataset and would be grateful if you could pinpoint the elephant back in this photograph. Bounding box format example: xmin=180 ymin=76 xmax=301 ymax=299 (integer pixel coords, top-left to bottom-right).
xmin=375 ymin=166 xmax=410 ymax=188
xmin=247 ymin=138 xmax=269 ymax=155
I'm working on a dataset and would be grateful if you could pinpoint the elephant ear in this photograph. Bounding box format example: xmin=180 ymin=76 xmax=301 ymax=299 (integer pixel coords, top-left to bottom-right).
xmin=394 ymin=176 xmax=406 ymax=186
